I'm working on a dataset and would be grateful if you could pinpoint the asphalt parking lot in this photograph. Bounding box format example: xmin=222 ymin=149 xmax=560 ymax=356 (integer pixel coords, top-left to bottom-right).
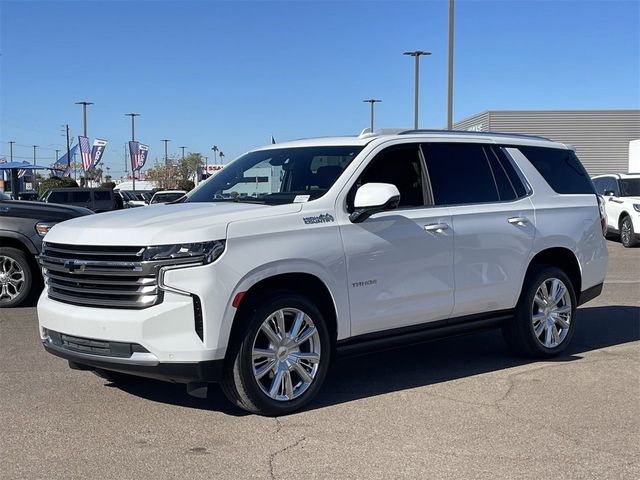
xmin=1 ymin=240 xmax=638 ymax=480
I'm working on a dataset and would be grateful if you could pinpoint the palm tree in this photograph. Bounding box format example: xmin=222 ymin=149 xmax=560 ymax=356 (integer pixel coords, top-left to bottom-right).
xmin=219 ymin=151 xmax=225 ymax=164
xmin=211 ymin=145 xmax=219 ymax=164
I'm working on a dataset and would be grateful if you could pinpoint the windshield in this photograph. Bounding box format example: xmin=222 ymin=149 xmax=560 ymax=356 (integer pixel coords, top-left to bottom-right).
xmin=151 ymin=192 xmax=185 ymax=204
xmin=186 ymin=145 xmax=363 ymax=205
xmin=620 ymin=179 xmax=640 ymax=197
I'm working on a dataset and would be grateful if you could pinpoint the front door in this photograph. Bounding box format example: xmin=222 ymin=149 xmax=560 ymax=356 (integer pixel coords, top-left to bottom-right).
xmin=339 ymin=144 xmax=455 ymax=336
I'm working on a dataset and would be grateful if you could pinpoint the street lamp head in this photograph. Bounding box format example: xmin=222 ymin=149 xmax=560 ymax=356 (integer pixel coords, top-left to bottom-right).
xmin=363 ymin=99 xmax=382 ymax=103
xmin=125 ymin=113 xmax=140 ymax=117
xmin=403 ymin=50 xmax=432 ymax=57
xmin=75 ymin=101 xmax=94 ymax=105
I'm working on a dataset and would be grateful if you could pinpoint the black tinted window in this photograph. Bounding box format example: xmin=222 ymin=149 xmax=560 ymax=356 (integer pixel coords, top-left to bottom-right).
xmin=493 ymin=147 xmax=528 ymax=198
xmin=48 ymin=191 xmax=67 ymax=203
xmin=517 ymin=146 xmax=595 ymax=194
xmin=71 ymin=191 xmax=91 ymax=203
xmin=422 ymin=143 xmax=498 ymax=206
xmin=93 ymin=190 xmax=111 ymax=201
xmin=355 ymin=144 xmax=424 ymax=208
xmin=486 ymin=147 xmax=517 ymax=201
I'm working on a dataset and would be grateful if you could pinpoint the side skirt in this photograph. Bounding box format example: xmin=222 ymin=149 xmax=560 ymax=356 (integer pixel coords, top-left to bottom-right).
xmin=336 ymin=310 xmax=513 ymax=357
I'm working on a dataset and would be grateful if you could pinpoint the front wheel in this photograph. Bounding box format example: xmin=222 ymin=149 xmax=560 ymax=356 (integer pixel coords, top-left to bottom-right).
xmin=620 ymin=216 xmax=639 ymax=248
xmin=503 ymin=267 xmax=577 ymax=358
xmin=221 ymin=291 xmax=331 ymax=416
xmin=0 ymin=247 xmax=33 ymax=308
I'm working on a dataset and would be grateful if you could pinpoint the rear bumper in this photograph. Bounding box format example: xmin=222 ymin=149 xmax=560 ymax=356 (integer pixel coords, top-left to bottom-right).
xmin=43 ymin=333 xmax=223 ymax=383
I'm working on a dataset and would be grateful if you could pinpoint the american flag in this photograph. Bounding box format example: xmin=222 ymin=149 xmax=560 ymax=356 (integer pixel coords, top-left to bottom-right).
xmin=129 ymin=141 xmax=140 ymax=172
xmin=18 ymin=169 xmax=26 ymax=178
xmin=79 ymin=136 xmax=92 ymax=171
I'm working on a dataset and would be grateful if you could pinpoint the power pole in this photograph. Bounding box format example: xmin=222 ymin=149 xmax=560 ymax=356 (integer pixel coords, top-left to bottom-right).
xmin=65 ymin=125 xmax=71 ymax=175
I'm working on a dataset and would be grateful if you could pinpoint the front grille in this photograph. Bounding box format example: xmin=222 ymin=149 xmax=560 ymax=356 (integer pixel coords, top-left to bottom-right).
xmin=44 ymin=329 xmax=149 ymax=358
xmin=40 ymin=242 xmax=161 ymax=309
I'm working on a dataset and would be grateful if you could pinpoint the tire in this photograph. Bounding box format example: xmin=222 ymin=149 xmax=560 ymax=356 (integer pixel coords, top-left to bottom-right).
xmin=503 ymin=266 xmax=577 ymax=358
xmin=221 ymin=291 xmax=331 ymax=416
xmin=620 ymin=216 xmax=639 ymax=248
xmin=0 ymin=247 xmax=33 ymax=308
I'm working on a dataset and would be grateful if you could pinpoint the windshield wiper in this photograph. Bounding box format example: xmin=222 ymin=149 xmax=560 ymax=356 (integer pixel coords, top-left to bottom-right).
xmin=212 ymin=197 xmax=267 ymax=204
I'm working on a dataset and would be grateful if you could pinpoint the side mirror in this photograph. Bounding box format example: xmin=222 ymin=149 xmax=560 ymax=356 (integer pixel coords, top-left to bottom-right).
xmin=349 ymin=183 xmax=401 ymax=223
xmin=603 ymin=190 xmax=615 ymax=197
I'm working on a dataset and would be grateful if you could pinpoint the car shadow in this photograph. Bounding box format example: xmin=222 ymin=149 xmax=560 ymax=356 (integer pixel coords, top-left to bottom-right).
xmin=107 ymin=305 xmax=639 ymax=416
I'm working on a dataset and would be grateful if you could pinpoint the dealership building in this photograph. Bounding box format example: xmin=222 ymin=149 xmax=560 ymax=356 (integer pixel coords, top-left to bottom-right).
xmin=453 ymin=110 xmax=640 ymax=175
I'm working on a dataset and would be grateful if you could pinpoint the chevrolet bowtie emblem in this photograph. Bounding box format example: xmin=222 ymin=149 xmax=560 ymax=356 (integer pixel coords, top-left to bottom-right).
xmin=64 ymin=260 xmax=85 ymax=273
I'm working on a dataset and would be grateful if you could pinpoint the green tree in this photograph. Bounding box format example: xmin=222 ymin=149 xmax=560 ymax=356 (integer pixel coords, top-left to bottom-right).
xmin=176 ymin=153 xmax=204 ymax=181
xmin=177 ymin=179 xmax=195 ymax=191
xmin=38 ymin=176 xmax=79 ymax=196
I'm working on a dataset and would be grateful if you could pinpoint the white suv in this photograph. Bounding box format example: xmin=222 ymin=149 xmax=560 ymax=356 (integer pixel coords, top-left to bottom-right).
xmin=592 ymin=173 xmax=640 ymax=247
xmin=38 ymin=130 xmax=608 ymax=415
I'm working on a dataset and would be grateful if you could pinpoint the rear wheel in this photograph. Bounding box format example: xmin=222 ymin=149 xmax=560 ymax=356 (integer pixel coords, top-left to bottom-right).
xmin=0 ymin=247 xmax=33 ymax=308
xmin=221 ymin=291 xmax=331 ymax=416
xmin=503 ymin=266 xmax=577 ymax=358
xmin=620 ymin=216 xmax=638 ymax=248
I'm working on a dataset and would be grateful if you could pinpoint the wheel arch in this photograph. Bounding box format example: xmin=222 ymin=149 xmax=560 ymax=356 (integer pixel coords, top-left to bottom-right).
xmin=618 ymin=211 xmax=631 ymax=228
xmin=524 ymin=247 xmax=582 ymax=301
xmin=0 ymin=231 xmax=38 ymax=255
xmin=226 ymin=271 xmax=339 ymax=355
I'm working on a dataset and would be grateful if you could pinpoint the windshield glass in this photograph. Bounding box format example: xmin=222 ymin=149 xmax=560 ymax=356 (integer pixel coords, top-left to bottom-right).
xmin=151 ymin=192 xmax=185 ymax=204
xmin=620 ymin=179 xmax=640 ymax=197
xmin=186 ymin=146 xmax=363 ymax=205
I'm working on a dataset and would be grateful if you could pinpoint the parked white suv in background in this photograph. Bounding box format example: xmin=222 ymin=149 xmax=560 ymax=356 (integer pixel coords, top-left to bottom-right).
xmin=592 ymin=173 xmax=640 ymax=247
xmin=37 ymin=130 xmax=608 ymax=415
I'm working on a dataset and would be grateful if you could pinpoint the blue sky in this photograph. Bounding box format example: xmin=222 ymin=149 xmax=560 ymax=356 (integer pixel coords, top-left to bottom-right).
xmin=1 ymin=0 xmax=639 ymax=177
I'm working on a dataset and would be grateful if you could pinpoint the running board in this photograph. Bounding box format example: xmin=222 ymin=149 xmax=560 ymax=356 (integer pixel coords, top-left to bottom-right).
xmin=336 ymin=311 xmax=513 ymax=357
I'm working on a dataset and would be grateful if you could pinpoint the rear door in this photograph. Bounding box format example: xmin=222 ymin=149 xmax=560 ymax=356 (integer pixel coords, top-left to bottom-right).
xmin=421 ymin=142 xmax=536 ymax=318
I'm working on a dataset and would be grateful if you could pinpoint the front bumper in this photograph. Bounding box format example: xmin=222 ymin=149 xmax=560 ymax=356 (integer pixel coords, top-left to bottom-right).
xmin=43 ymin=329 xmax=223 ymax=383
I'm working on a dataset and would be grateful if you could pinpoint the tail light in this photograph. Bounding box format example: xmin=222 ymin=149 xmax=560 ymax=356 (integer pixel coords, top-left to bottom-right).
xmin=597 ymin=195 xmax=607 ymax=235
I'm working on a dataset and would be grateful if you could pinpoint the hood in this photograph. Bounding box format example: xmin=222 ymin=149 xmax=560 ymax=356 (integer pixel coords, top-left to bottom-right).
xmin=0 ymin=200 xmax=93 ymax=221
xmin=44 ymin=201 xmax=302 ymax=246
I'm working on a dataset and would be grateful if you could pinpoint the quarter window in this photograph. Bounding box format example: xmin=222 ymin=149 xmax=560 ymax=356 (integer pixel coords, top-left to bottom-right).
xmin=70 ymin=191 xmax=91 ymax=203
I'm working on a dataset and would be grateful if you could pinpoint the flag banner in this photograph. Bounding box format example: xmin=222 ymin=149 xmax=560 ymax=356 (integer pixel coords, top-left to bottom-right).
xmin=0 ymin=158 xmax=6 ymax=182
xmin=129 ymin=141 xmax=140 ymax=171
xmin=79 ymin=136 xmax=92 ymax=171
xmin=52 ymin=145 xmax=78 ymax=173
xmin=137 ymin=144 xmax=149 ymax=170
xmin=90 ymin=139 xmax=107 ymax=169
xmin=18 ymin=169 xmax=26 ymax=178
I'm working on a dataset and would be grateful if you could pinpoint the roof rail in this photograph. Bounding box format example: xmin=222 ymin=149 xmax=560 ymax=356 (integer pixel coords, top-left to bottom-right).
xmin=397 ymin=129 xmax=552 ymax=142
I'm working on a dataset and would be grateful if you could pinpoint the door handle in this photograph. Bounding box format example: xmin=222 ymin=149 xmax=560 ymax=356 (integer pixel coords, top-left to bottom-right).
xmin=507 ymin=216 xmax=528 ymax=225
xmin=424 ymin=223 xmax=449 ymax=233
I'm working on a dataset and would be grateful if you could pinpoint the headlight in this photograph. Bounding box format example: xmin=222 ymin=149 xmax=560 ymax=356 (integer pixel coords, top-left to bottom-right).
xmin=35 ymin=222 xmax=56 ymax=237
xmin=144 ymin=240 xmax=225 ymax=265
xmin=633 ymin=204 xmax=640 ymax=213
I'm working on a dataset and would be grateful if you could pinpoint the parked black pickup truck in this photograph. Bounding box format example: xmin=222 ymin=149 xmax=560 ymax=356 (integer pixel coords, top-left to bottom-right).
xmin=0 ymin=199 xmax=93 ymax=307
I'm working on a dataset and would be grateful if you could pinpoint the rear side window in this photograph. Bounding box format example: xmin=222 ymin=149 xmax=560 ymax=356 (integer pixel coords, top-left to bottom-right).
xmin=70 ymin=191 xmax=91 ymax=203
xmin=93 ymin=190 xmax=111 ymax=201
xmin=517 ymin=146 xmax=595 ymax=194
xmin=421 ymin=143 xmax=498 ymax=206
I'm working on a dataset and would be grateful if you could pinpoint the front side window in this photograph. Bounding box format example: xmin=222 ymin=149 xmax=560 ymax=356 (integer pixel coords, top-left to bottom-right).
xmin=349 ymin=144 xmax=424 ymax=210
xmin=187 ymin=146 xmax=363 ymax=205
xmin=421 ymin=143 xmax=499 ymax=206
xmin=48 ymin=191 xmax=68 ymax=203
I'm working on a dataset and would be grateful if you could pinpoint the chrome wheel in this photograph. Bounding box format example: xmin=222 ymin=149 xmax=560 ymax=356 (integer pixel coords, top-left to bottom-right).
xmin=531 ymin=278 xmax=572 ymax=349
xmin=0 ymin=255 xmax=25 ymax=303
xmin=621 ymin=218 xmax=632 ymax=246
xmin=251 ymin=307 xmax=321 ymax=401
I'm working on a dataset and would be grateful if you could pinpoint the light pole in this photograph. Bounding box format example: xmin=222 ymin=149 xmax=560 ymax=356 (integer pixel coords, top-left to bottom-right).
xmin=211 ymin=145 xmax=218 ymax=165
xmin=32 ymin=145 xmax=38 ymax=165
xmin=162 ymin=139 xmax=170 ymax=187
xmin=363 ymin=99 xmax=382 ymax=132
xmin=403 ymin=50 xmax=431 ymax=129
xmin=75 ymin=101 xmax=93 ymax=137
xmin=180 ymin=146 xmax=186 ymax=161
xmin=8 ymin=141 xmax=15 ymax=162
xmin=447 ymin=0 xmax=455 ymax=129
